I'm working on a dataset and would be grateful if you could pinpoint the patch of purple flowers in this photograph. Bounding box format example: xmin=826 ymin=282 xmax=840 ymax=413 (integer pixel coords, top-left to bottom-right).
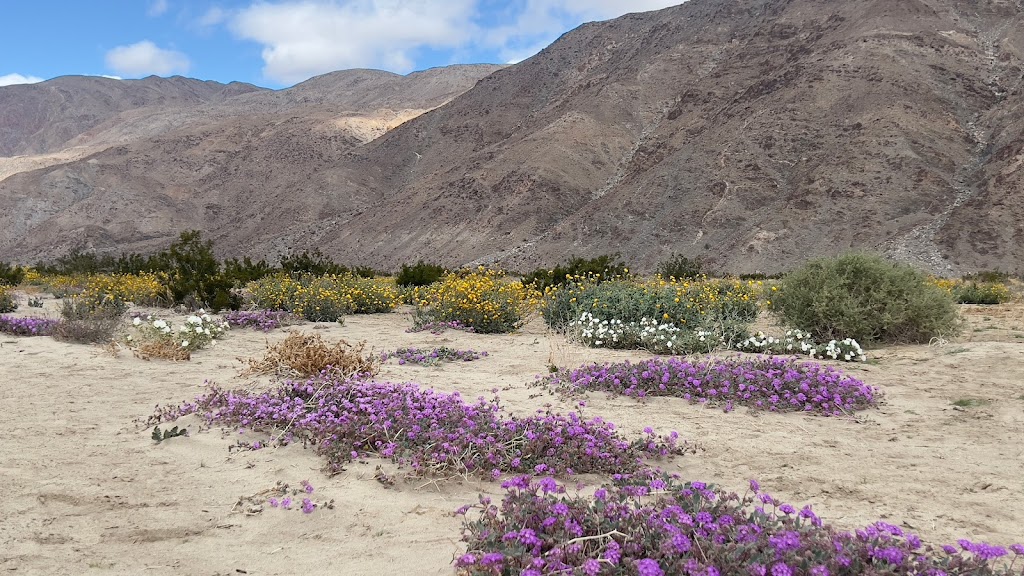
xmin=155 ymin=374 xmax=685 ymax=477
xmin=381 ymin=347 xmax=488 ymax=366
xmin=0 ymin=315 xmax=59 ymax=336
xmin=458 ymin=472 xmax=1024 ymax=575
xmin=536 ymin=356 xmax=879 ymax=417
xmin=223 ymin=309 xmax=294 ymax=332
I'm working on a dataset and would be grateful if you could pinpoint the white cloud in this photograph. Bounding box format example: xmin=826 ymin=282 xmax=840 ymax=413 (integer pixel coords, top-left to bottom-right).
xmin=230 ymin=0 xmax=478 ymax=84
xmin=486 ymin=0 xmax=683 ymax=64
xmin=105 ymin=41 xmax=191 ymax=77
xmin=227 ymin=0 xmax=684 ymax=85
xmin=148 ymin=0 xmax=169 ymax=17
xmin=198 ymin=6 xmax=230 ymax=27
xmin=0 ymin=73 xmax=44 ymax=86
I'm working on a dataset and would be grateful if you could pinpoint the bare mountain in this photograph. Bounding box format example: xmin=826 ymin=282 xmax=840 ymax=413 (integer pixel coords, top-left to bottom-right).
xmin=0 ymin=75 xmax=264 ymax=156
xmin=0 ymin=65 xmax=503 ymax=258
xmin=3 ymin=0 xmax=1024 ymax=274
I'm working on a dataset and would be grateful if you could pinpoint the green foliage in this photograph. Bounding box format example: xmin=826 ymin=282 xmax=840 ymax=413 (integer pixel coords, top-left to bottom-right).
xmin=0 ymin=262 xmax=25 ymax=286
xmin=543 ymin=278 xmax=760 ymax=347
xmin=151 ymin=425 xmax=188 ymax=443
xmin=351 ymin=266 xmax=381 ymax=279
xmin=769 ymin=253 xmax=961 ymax=346
xmin=222 ymin=256 xmax=275 ymax=287
xmin=656 ymin=253 xmax=706 ymax=280
xmin=161 ymin=231 xmax=240 ymax=311
xmin=953 ymin=282 xmax=1012 ymax=304
xmin=35 ymin=249 xmax=111 ymax=275
xmin=0 ymin=286 xmax=16 ymax=313
xmin=396 ymin=260 xmax=446 ymax=287
xmin=522 ymin=254 xmax=628 ymax=291
xmin=279 ymin=249 xmax=349 ymax=277
xmin=414 ymin=269 xmax=535 ymax=334
xmin=963 ymin=269 xmax=1013 ymax=283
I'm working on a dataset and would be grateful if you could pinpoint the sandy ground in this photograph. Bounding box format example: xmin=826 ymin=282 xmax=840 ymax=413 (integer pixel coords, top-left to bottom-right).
xmin=1 ymin=295 xmax=1023 ymax=575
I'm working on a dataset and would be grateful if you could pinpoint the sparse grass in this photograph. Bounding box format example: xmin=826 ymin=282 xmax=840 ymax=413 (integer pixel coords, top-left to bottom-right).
xmin=952 ymin=398 xmax=990 ymax=408
xmin=240 ymin=330 xmax=379 ymax=378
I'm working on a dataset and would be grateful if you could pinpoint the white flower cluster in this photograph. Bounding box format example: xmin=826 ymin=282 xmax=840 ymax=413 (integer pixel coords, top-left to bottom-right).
xmin=570 ymin=312 xmax=724 ymax=354
xmin=735 ymin=329 xmax=866 ymax=362
xmin=131 ymin=309 xmax=229 ymax=350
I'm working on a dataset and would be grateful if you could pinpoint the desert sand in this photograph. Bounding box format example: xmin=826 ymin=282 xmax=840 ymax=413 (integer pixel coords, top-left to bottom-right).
xmin=1 ymin=296 xmax=1023 ymax=575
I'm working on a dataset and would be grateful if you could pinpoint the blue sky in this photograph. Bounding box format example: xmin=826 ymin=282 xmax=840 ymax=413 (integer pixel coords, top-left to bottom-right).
xmin=1 ymin=0 xmax=682 ymax=89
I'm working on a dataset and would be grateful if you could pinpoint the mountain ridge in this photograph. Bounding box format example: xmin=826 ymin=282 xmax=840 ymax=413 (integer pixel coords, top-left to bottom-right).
xmin=2 ymin=0 xmax=1023 ymax=274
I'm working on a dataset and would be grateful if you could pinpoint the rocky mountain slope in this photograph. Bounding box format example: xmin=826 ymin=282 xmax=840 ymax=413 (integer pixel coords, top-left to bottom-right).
xmin=2 ymin=0 xmax=1023 ymax=274
xmin=0 ymin=65 xmax=503 ymax=258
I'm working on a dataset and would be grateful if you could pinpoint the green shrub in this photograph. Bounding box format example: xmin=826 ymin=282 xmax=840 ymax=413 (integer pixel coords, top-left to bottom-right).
xmin=414 ymin=268 xmax=536 ymax=334
xmin=279 ymin=249 xmax=348 ymax=277
xmin=0 ymin=262 xmax=25 ymax=286
xmin=0 ymin=286 xmax=16 ymax=313
xmin=522 ymin=254 xmax=628 ymax=291
xmin=963 ymin=269 xmax=1013 ymax=283
xmin=352 ymin=266 xmax=381 ymax=279
xmin=542 ymin=278 xmax=759 ymax=346
xmin=160 ymin=231 xmax=240 ymax=311
xmin=953 ymin=281 xmax=1012 ymax=304
xmin=656 ymin=253 xmax=706 ymax=280
xmin=223 ymin=256 xmax=276 ymax=287
xmin=396 ymin=260 xmax=446 ymax=287
xmin=769 ymin=253 xmax=960 ymax=345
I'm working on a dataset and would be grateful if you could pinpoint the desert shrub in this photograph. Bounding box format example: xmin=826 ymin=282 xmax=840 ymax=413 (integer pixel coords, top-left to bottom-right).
xmin=239 ymin=331 xmax=379 ymax=378
xmin=154 ymin=374 xmax=683 ymax=477
xmin=414 ymin=268 xmax=537 ymax=334
xmin=739 ymin=271 xmax=782 ymax=281
xmin=342 ymin=276 xmax=401 ymax=313
xmin=544 ymin=277 xmax=760 ymax=351
xmin=522 ymin=254 xmax=628 ymax=291
xmin=223 ymin=256 xmax=276 ymax=287
xmin=0 ymin=262 xmax=25 ymax=286
xmin=458 ymin=473 xmax=1024 ymax=576
xmin=0 ymin=286 xmax=16 ymax=313
xmin=770 ymin=253 xmax=960 ymax=345
xmin=279 ymin=249 xmax=348 ymax=277
xmin=247 ymin=273 xmax=398 ymax=321
xmin=544 ymin=278 xmax=759 ymax=331
xmin=52 ymin=296 xmax=126 ymax=344
xmin=954 ymin=282 xmax=1011 ymax=305
xmin=38 ymin=274 xmax=87 ymax=298
xmin=35 ymin=248 xmax=113 ymax=275
xmin=80 ymin=273 xmax=168 ymax=306
xmin=964 ymin=269 xmax=1013 ymax=283
xmin=0 ymin=315 xmax=59 ymax=336
xmin=351 ymin=265 xmax=381 ymax=279
xmin=396 ymin=260 xmax=446 ymax=287
xmin=159 ymin=231 xmax=239 ymax=311
xmin=657 ymin=253 xmax=707 ymax=280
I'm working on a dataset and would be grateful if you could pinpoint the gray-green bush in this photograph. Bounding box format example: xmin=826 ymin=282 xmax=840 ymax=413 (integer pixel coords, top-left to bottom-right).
xmin=769 ymin=253 xmax=960 ymax=345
